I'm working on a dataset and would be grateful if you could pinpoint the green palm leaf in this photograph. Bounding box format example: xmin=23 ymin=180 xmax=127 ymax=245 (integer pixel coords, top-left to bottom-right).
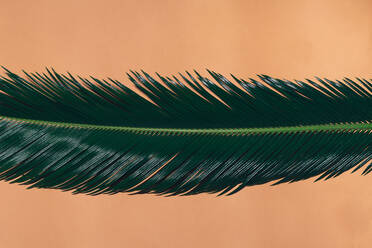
xmin=0 ymin=67 xmax=370 ymax=196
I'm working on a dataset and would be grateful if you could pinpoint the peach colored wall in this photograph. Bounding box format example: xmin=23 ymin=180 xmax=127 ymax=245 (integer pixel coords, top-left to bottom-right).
xmin=0 ymin=0 xmax=371 ymax=247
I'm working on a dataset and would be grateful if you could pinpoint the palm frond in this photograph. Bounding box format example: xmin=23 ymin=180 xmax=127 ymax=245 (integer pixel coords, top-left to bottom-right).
xmin=0 ymin=67 xmax=370 ymax=196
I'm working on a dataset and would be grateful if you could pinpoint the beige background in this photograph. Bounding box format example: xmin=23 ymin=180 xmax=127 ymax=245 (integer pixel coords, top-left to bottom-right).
xmin=1 ymin=0 xmax=372 ymax=247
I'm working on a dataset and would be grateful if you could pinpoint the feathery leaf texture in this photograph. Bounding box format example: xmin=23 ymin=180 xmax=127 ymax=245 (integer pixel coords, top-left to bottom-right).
xmin=0 ymin=67 xmax=370 ymax=196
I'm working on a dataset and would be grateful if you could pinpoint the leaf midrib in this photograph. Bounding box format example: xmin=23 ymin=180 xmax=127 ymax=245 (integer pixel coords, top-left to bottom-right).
xmin=1 ymin=115 xmax=371 ymax=135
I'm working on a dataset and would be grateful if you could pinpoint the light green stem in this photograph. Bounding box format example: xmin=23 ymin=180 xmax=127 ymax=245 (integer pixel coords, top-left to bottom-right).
xmin=0 ymin=115 xmax=371 ymax=135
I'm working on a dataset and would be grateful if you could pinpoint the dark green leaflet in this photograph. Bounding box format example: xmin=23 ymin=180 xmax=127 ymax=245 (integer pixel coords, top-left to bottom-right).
xmin=1 ymin=68 xmax=371 ymax=128
xmin=0 ymin=68 xmax=370 ymax=196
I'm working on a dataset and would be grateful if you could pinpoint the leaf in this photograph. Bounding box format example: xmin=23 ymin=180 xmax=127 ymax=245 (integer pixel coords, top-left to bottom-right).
xmin=0 ymin=68 xmax=370 ymax=196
